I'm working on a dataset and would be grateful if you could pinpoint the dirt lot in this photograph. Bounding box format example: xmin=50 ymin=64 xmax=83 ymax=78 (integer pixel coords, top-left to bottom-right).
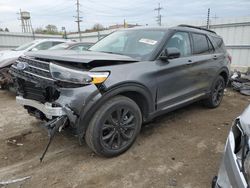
xmin=0 ymin=89 xmax=249 ymax=188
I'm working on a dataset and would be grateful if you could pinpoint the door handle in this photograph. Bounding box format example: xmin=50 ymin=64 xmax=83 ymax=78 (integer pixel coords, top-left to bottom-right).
xmin=213 ymin=55 xmax=218 ymax=60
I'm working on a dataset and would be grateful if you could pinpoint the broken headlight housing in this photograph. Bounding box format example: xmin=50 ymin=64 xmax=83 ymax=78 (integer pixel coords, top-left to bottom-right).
xmin=50 ymin=63 xmax=109 ymax=84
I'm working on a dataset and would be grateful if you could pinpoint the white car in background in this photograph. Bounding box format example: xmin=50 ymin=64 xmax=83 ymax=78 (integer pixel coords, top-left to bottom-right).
xmin=213 ymin=104 xmax=250 ymax=188
xmin=0 ymin=39 xmax=67 ymax=88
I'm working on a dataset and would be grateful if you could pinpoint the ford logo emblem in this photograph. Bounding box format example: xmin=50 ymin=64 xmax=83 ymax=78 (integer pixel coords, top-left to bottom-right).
xmin=16 ymin=62 xmax=29 ymax=70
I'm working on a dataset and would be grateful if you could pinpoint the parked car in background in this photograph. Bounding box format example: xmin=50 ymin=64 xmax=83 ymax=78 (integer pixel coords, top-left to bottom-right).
xmin=10 ymin=25 xmax=231 ymax=159
xmin=49 ymin=42 xmax=94 ymax=51
xmin=0 ymin=39 xmax=67 ymax=89
xmin=213 ymin=104 xmax=250 ymax=188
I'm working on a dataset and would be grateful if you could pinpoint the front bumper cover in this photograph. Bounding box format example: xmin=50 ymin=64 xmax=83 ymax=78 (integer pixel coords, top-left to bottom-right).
xmin=16 ymin=84 xmax=102 ymax=126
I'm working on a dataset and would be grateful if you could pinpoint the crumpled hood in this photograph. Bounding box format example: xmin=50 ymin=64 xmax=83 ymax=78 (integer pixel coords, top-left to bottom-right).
xmin=0 ymin=50 xmax=24 ymax=68
xmin=25 ymin=50 xmax=138 ymax=64
xmin=240 ymin=104 xmax=250 ymax=136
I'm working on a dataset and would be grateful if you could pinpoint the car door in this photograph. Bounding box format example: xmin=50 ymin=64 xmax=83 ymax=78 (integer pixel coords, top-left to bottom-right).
xmin=156 ymin=31 xmax=199 ymax=110
xmin=190 ymin=32 xmax=218 ymax=93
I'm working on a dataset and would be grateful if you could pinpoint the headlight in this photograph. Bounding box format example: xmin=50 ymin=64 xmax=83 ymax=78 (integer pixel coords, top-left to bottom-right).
xmin=50 ymin=63 xmax=109 ymax=84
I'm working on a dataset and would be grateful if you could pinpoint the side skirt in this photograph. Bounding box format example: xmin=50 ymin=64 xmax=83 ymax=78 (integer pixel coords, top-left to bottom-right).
xmin=147 ymin=92 xmax=208 ymax=121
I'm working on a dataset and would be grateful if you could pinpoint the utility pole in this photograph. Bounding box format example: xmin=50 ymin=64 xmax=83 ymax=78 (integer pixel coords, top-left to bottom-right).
xmin=154 ymin=3 xmax=163 ymax=26
xmin=206 ymin=8 xmax=210 ymax=29
xmin=74 ymin=0 xmax=82 ymax=41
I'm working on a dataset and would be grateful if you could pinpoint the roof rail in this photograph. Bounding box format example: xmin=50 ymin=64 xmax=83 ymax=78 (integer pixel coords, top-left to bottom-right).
xmin=178 ymin=24 xmax=216 ymax=34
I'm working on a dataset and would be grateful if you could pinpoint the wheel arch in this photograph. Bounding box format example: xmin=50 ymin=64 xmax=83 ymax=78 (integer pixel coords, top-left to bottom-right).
xmin=77 ymin=82 xmax=155 ymax=137
xmin=219 ymin=70 xmax=229 ymax=86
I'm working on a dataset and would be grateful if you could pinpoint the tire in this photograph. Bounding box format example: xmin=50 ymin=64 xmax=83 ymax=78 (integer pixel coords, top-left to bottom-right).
xmin=203 ymin=76 xmax=225 ymax=108
xmin=85 ymin=95 xmax=142 ymax=157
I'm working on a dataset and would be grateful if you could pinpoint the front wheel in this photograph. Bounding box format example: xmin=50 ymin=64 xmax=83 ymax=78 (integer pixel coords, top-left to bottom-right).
xmin=85 ymin=96 xmax=142 ymax=157
xmin=203 ymin=76 xmax=225 ymax=108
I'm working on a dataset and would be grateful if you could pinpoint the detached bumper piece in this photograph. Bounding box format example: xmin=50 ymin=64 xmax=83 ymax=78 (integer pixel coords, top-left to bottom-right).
xmin=40 ymin=115 xmax=68 ymax=162
xmin=16 ymin=96 xmax=66 ymax=119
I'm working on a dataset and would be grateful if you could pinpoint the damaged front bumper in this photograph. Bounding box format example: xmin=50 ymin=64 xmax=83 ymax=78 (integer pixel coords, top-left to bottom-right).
xmin=16 ymin=96 xmax=66 ymax=119
xmin=16 ymin=84 xmax=102 ymax=126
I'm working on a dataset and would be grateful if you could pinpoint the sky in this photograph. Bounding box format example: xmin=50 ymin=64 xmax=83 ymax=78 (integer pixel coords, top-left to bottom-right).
xmin=0 ymin=0 xmax=250 ymax=32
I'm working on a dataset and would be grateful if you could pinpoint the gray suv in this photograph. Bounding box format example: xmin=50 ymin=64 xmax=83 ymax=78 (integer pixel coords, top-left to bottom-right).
xmin=10 ymin=25 xmax=231 ymax=158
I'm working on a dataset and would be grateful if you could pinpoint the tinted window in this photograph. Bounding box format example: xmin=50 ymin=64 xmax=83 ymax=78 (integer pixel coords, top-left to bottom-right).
xmin=70 ymin=44 xmax=91 ymax=51
xmin=192 ymin=33 xmax=210 ymax=54
xmin=52 ymin=42 xmax=64 ymax=46
xmin=212 ymin=37 xmax=226 ymax=52
xmin=35 ymin=41 xmax=64 ymax=50
xmin=166 ymin=32 xmax=191 ymax=57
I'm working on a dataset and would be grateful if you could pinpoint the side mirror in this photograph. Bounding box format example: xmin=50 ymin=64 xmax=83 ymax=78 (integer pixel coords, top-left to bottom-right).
xmin=159 ymin=47 xmax=181 ymax=61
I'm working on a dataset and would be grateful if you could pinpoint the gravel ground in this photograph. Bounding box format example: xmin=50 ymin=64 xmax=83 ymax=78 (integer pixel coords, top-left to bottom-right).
xmin=0 ymin=89 xmax=249 ymax=188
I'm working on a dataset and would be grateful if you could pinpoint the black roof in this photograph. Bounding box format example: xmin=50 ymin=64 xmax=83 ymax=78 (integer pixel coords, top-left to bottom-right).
xmin=178 ymin=24 xmax=216 ymax=34
xmin=120 ymin=25 xmax=219 ymax=37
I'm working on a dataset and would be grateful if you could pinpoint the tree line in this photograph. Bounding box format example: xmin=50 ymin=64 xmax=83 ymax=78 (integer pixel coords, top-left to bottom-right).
xmin=35 ymin=23 xmax=105 ymax=35
xmin=0 ymin=28 xmax=9 ymax=32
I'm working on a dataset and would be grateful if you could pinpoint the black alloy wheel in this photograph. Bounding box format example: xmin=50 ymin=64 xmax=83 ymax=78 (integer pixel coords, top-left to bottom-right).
xmin=212 ymin=78 xmax=224 ymax=106
xmin=101 ymin=107 xmax=137 ymax=150
xmin=204 ymin=76 xmax=225 ymax=108
xmin=85 ymin=96 xmax=142 ymax=157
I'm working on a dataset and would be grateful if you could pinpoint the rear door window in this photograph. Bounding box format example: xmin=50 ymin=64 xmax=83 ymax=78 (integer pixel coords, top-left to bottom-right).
xmin=192 ymin=33 xmax=211 ymax=55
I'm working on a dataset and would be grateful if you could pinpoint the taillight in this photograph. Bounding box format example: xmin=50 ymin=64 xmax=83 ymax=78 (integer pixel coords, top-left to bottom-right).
xmin=227 ymin=54 xmax=232 ymax=64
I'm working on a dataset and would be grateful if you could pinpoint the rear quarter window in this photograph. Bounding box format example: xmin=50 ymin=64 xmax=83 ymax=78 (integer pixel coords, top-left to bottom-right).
xmin=191 ymin=33 xmax=211 ymax=55
xmin=211 ymin=36 xmax=226 ymax=53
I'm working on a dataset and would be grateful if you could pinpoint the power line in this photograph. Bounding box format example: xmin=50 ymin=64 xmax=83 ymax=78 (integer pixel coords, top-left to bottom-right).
xmin=154 ymin=3 xmax=163 ymax=26
xmin=74 ymin=0 xmax=82 ymax=41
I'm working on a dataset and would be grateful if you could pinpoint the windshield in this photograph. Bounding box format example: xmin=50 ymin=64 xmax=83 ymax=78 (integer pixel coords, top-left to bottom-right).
xmin=89 ymin=30 xmax=166 ymax=60
xmin=49 ymin=43 xmax=70 ymax=50
xmin=13 ymin=41 xmax=36 ymax=51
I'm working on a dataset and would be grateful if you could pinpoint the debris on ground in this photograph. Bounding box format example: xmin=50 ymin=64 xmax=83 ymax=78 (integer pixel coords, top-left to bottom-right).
xmin=168 ymin=178 xmax=177 ymax=186
xmin=230 ymin=70 xmax=250 ymax=96
xmin=6 ymin=130 xmax=32 ymax=146
xmin=0 ymin=68 xmax=12 ymax=90
xmin=0 ymin=89 xmax=249 ymax=188
xmin=0 ymin=176 xmax=31 ymax=186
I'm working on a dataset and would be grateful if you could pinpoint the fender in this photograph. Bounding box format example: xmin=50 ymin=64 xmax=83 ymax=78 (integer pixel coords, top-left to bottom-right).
xmin=208 ymin=67 xmax=230 ymax=90
xmin=76 ymin=82 xmax=155 ymax=136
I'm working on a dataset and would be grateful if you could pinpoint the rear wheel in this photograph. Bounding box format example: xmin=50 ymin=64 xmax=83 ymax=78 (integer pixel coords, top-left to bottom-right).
xmin=85 ymin=95 xmax=142 ymax=157
xmin=204 ymin=76 xmax=225 ymax=108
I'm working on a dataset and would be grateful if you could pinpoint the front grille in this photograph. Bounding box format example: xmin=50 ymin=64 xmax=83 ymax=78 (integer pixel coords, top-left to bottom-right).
xmin=22 ymin=81 xmax=47 ymax=102
xmin=10 ymin=56 xmax=54 ymax=84
xmin=10 ymin=56 xmax=60 ymax=103
xmin=20 ymin=81 xmax=60 ymax=103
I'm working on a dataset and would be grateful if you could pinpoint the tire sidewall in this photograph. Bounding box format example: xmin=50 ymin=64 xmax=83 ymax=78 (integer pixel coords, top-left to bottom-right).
xmin=210 ymin=76 xmax=225 ymax=107
xmin=87 ymin=96 xmax=142 ymax=157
